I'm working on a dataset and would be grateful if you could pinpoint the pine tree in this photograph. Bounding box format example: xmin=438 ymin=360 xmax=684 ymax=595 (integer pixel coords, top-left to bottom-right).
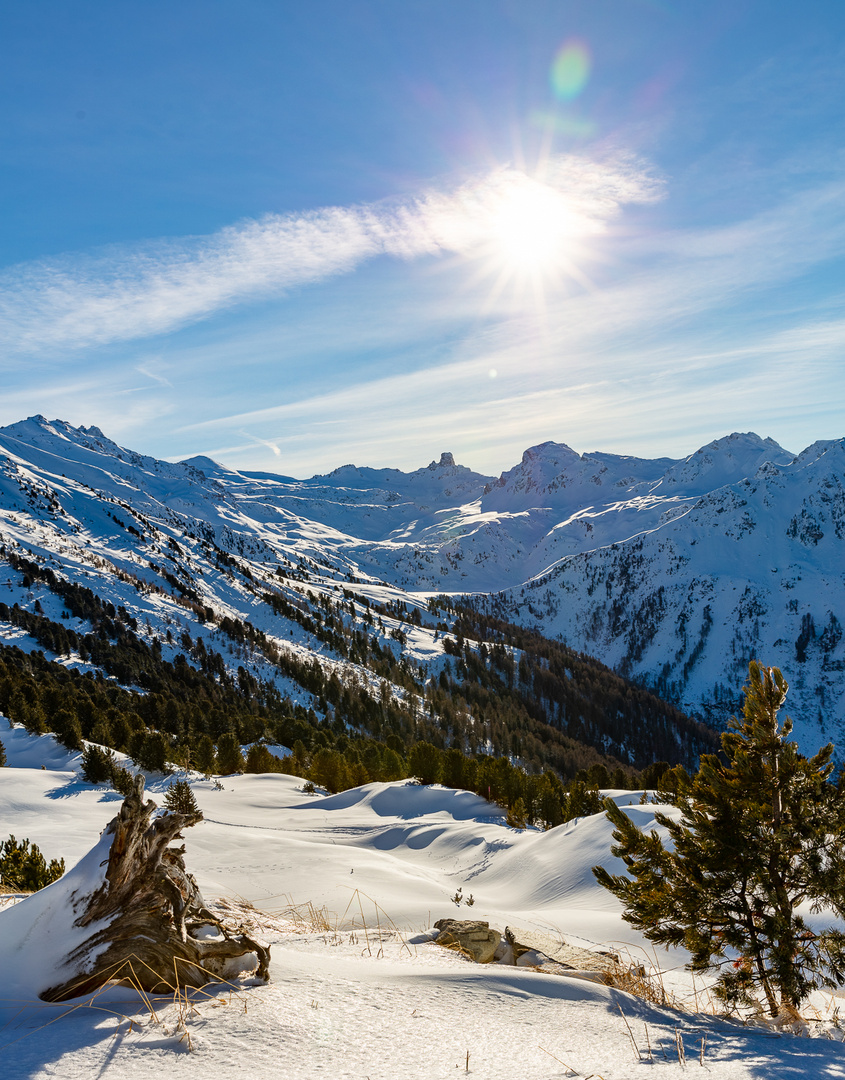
xmin=80 ymin=744 xmax=114 ymax=784
xmin=163 ymin=778 xmax=201 ymax=817
xmin=216 ymin=732 xmax=245 ymax=775
xmin=194 ymin=733 xmax=217 ymax=776
xmin=0 ymin=736 xmax=6 ymax=767
xmin=505 ymin=797 xmax=528 ymax=829
xmin=245 ymin=743 xmax=279 ymax=774
xmin=134 ymin=731 xmax=170 ymax=774
xmin=110 ymin=764 xmax=135 ymax=797
xmin=407 ymin=741 xmax=443 ymax=785
xmin=564 ymin=780 xmax=603 ymax=821
xmin=537 ymin=771 xmax=565 ymax=829
xmin=594 ymin=662 xmax=845 ymax=1017
xmin=0 ymin=835 xmax=65 ymax=891
xmin=53 ymin=708 xmax=84 ymax=752
xmin=309 ymin=747 xmax=351 ymax=793
xmin=379 ymin=747 xmax=404 ymax=782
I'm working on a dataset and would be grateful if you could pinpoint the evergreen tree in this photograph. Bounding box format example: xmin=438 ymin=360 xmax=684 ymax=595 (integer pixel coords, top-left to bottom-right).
xmin=163 ymin=778 xmax=201 ymax=816
xmin=349 ymin=759 xmax=370 ymax=787
xmin=639 ymin=760 xmax=671 ymax=790
xmin=282 ymin=739 xmax=307 ymax=778
xmin=309 ymin=747 xmax=351 ymax=793
xmin=379 ymin=746 xmax=404 ymax=782
xmin=594 ymin=662 xmax=845 ymax=1017
xmin=80 ymin=744 xmax=114 ymax=784
xmin=245 ymin=743 xmax=280 ymax=774
xmin=0 ymin=835 xmax=65 ymax=891
xmin=53 ymin=707 xmax=84 ymax=752
xmin=20 ymin=698 xmax=46 ymax=735
xmin=564 ymin=780 xmax=603 ymax=820
xmin=407 ymin=741 xmax=443 ymax=785
xmin=537 ymin=771 xmax=565 ymax=829
xmin=134 ymin=731 xmax=170 ymax=774
xmin=505 ymin=797 xmax=528 ymax=829
xmin=0 ymin=736 xmax=6 ymax=767
xmin=216 ymin=732 xmax=245 ymax=775
xmin=88 ymin=716 xmax=114 ymax=748
xmin=442 ymin=746 xmax=466 ymax=789
xmin=110 ymin=764 xmax=135 ymax=797
xmin=194 ymin=733 xmax=217 ymax=776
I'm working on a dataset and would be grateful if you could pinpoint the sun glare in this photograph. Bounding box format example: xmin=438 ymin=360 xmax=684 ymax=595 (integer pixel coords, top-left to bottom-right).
xmin=424 ymin=162 xmax=613 ymax=308
xmin=462 ymin=172 xmax=598 ymax=307
xmin=489 ymin=182 xmax=580 ymax=272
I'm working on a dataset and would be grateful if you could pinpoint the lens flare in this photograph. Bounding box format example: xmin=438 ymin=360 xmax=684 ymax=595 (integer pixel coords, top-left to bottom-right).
xmin=551 ymin=40 xmax=591 ymax=101
xmin=408 ymin=155 xmax=662 ymax=312
xmin=529 ymin=109 xmax=597 ymax=138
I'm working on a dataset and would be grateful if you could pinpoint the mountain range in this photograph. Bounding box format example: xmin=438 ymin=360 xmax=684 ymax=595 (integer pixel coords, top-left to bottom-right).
xmin=1 ymin=415 xmax=842 ymax=755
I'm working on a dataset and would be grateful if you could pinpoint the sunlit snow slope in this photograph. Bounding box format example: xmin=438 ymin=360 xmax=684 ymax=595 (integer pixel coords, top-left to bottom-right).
xmin=3 ymin=720 xmax=845 ymax=1080
xmin=1 ymin=415 xmax=843 ymax=751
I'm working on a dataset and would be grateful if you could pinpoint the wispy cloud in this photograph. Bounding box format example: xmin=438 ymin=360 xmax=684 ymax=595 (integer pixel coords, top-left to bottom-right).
xmin=183 ymin=309 xmax=843 ymax=476
xmin=0 ymin=154 xmax=660 ymax=355
xmin=237 ymin=430 xmax=283 ymax=458
xmin=0 ymin=372 xmax=179 ymax=444
xmin=170 ymin=173 xmax=845 ymax=474
xmin=5 ymin=150 xmax=845 ymax=476
xmin=135 ymin=362 xmax=173 ymax=389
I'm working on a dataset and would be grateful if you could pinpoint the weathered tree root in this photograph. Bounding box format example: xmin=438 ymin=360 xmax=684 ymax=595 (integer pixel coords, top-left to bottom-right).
xmin=41 ymin=775 xmax=270 ymax=1002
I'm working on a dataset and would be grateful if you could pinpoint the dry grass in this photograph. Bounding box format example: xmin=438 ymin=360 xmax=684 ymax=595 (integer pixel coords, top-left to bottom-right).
xmin=275 ymin=896 xmax=334 ymax=933
xmin=607 ymin=945 xmax=683 ymax=1009
xmin=0 ymin=952 xmax=253 ymax=1056
xmin=338 ymin=888 xmax=414 ymax=958
xmin=604 ymin=943 xmax=845 ymax=1045
xmin=257 ymin=889 xmax=415 ymax=957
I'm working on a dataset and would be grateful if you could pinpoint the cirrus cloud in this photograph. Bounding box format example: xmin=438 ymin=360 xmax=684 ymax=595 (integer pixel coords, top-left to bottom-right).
xmin=0 ymin=154 xmax=661 ymax=356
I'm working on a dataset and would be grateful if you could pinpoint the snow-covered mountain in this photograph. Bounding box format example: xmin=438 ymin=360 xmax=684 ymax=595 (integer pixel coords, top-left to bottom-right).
xmin=1 ymin=415 xmax=842 ymax=754
xmin=493 ymin=434 xmax=845 ymax=746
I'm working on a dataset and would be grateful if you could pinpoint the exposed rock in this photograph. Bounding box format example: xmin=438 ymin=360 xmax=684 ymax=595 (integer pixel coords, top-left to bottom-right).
xmin=433 ymin=918 xmax=501 ymax=963
xmin=433 ymin=920 xmax=626 ymax=982
xmin=503 ymin=927 xmax=622 ymax=984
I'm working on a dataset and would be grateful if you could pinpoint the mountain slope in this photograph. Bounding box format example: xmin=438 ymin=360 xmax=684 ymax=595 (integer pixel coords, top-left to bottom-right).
xmin=494 ymin=436 xmax=845 ymax=745
xmin=1 ymin=415 xmax=841 ymax=756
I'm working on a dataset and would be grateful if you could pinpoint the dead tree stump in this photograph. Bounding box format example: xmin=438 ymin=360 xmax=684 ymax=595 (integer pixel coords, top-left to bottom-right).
xmin=41 ymin=775 xmax=270 ymax=1002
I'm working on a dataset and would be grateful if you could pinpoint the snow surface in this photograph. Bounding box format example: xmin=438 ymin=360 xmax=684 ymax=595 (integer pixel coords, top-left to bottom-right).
xmin=3 ymin=718 xmax=845 ymax=1078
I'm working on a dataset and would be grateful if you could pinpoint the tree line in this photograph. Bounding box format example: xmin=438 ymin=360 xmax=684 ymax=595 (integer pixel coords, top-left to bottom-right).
xmin=1 ymin=547 xmax=714 ymax=828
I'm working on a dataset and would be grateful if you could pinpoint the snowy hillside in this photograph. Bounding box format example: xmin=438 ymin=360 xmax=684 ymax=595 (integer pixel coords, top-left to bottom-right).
xmin=3 ymin=718 xmax=845 ymax=1079
xmin=495 ymin=435 xmax=845 ymax=748
xmin=0 ymin=415 xmax=842 ymax=753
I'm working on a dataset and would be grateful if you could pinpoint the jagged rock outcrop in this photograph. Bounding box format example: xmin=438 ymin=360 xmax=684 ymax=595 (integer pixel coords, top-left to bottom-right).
xmin=433 ymin=920 xmax=626 ymax=985
xmin=501 ymin=927 xmax=621 ymax=983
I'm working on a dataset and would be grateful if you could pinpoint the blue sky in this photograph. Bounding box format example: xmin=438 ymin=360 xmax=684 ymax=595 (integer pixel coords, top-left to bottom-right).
xmin=2 ymin=0 xmax=845 ymax=476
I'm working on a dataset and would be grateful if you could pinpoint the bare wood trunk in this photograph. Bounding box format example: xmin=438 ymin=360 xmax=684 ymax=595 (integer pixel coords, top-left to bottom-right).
xmin=41 ymin=775 xmax=270 ymax=1002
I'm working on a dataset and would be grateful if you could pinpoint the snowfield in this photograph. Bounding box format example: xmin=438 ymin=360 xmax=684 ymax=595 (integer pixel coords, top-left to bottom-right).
xmin=3 ymin=719 xmax=845 ymax=1078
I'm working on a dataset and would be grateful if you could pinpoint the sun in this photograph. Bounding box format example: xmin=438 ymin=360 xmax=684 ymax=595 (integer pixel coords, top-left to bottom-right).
xmin=422 ymin=163 xmax=603 ymax=308
xmin=458 ymin=169 xmax=598 ymax=306
xmin=488 ymin=180 xmax=581 ymax=273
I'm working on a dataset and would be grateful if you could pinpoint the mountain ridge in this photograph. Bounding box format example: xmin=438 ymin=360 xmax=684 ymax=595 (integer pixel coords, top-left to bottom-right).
xmin=1 ymin=414 xmax=841 ymax=755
